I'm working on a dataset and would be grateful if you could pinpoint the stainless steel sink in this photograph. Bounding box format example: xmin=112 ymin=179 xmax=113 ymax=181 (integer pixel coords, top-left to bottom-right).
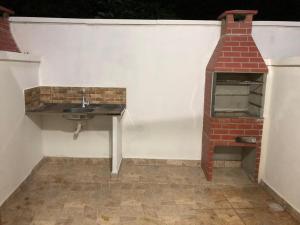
xmin=93 ymin=105 xmax=122 ymax=110
xmin=63 ymin=107 xmax=94 ymax=120
xmin=63 ymin=114 xmax=94 ymax=120
xmin=63 ymin=108 xmax=94 ymax=113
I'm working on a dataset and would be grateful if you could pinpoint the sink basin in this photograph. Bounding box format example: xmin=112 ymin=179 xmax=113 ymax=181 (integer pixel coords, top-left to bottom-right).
xmin=63 ymin=107 xmax=94 ymax=113
xmin=94 ymin=105 xmax=122 ymax=110
xmin=63 ymin=114 xmax=94 ymax=120
xmin=63 ymin=107 xmax=94 ymax=120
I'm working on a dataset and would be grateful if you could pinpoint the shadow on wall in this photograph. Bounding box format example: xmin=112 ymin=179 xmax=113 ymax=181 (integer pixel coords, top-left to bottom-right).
xmin=123 ymin=112 xmax=203 ymax=159
xmin=30 ymin=115 xmax=113 ymax=158
xmin=27 ymin=114 xmax=42 ymax=129
xmin=0 ymin=61 xmax=42 ymax=206
xmin=0 ymin=63 xmax=42 ymax=158
xmin=27 ymin=111 xmax=204 ymax=159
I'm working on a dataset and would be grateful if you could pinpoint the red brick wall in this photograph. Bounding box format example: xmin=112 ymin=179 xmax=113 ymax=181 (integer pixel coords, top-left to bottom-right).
xmin=208 ymin=35 xmax=268 ymax=73
xmin=209 ymin=118 xmax=263 ymax=146
xmin=201 ymin=71 xmax=214 ymax=179
xmin=0 ymin=9 xmax=20 ymax=52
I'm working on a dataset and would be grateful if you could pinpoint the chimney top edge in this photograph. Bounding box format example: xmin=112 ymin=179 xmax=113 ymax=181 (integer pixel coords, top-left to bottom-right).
xmin=0 ymin=6 xmax=15 ymax=15
xmin=218 ymin=10 xmax=258 ymax=20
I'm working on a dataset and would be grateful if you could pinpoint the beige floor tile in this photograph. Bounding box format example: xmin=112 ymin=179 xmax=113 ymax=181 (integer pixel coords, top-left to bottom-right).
xmin=1 ymin=158 xmax=299 ymax=225
xmin=192 ymin=209 xmax=245 ymax=225
xmin=223 ymin=186 xmax=273 ymax=208
xmin=236 ymin=208 xmax=299 ymax=225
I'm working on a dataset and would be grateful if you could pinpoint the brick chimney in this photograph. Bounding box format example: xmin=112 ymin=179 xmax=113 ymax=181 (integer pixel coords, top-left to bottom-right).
xmin=207 ymin=10 xmax=268 ymax=73
xmin=0 ymin=5 xmax=20 ymax=52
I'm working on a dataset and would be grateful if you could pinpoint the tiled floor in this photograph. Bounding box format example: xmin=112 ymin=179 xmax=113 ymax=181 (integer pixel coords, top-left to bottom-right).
xmin=1 ymin=158 xmax=299 ymax=225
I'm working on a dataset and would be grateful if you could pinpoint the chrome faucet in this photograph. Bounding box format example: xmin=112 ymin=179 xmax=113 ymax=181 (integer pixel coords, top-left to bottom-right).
xmin=81 ymin=88 xmax=90 ymax=108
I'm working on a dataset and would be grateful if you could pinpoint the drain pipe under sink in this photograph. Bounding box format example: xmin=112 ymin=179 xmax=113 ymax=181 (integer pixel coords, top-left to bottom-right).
xmin=73 ymin=122 xmax=82 ymax=139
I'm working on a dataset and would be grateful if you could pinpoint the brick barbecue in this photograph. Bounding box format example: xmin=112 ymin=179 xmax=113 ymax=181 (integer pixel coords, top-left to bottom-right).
xmin=202 ymin=10 xmax=268 ymax=181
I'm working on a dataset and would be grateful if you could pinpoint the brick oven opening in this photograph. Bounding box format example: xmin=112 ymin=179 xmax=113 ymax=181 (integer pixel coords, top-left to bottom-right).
xmin=213 ymin=146 xmax=256 ymax=181
xmin=212 ymin=73 xmax=266 ymax=118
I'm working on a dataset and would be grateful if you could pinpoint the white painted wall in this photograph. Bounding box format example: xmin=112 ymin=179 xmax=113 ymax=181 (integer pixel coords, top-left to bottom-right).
xmin=42 ymin=116 xmax=111 ymax=158
xmin=252 ymin=22 xmax=300 ymax=59
xmin=0 ymin=52 xmax=42 ymax=206
xmin=112 ymin=116 xmax=123 ymax=174
xmin=9 ymin=18 xmax=300 ymax=160
xmin=261 ymin=57 xmax=300 ymax=213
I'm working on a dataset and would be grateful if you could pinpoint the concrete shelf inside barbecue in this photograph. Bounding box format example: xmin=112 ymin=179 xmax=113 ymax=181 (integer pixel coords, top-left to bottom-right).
xmin=212 ymin=73 xmax=266 ymax=118
xmin=213 ymin=146 xmax=257 ymax=181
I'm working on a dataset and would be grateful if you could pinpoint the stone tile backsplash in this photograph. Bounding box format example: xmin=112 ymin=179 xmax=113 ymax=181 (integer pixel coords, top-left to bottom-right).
xmin=25 ymin=86 xmax=126 ymax=110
